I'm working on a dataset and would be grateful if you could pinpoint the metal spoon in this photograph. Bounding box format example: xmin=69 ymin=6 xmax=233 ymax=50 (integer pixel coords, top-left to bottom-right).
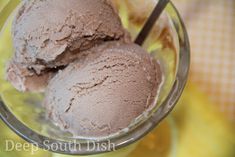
xmin=135 ymin=0 xmax=170 ymax=45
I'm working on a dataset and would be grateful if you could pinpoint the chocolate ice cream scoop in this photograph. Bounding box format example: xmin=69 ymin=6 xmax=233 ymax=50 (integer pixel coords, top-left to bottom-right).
xmin=7 ymin=0 xmax=128 ymax=92
xmin=6 ymin=61 xmax=54 ymax=92
xmin=44 ymin=42 xmax=162 ymax=137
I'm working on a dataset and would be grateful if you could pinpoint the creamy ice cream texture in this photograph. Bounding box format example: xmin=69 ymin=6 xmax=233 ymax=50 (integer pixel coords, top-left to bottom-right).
xmin=44 ymin=42 xmax=162 ymax=137
xmin=6 ymin=0 xmax=163 ymax=137
xmin=6 ymin=61 xmax=54 ymax=92
xmin=7 ymin=0 xmax=127 ymax=92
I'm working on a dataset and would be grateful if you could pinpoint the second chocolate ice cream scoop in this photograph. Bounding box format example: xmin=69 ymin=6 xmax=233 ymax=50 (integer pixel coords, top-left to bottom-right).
xmin=44 ymin=41 xmax=162 ymax=137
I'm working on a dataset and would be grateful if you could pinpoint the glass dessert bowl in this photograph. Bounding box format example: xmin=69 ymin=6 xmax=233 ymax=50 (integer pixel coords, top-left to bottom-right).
xmin=0 ymin=0 xmax=190 ymax=155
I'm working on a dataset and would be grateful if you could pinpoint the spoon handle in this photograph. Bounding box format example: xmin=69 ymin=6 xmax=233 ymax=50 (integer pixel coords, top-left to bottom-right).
xmin=135 ymin=0 xmax=170 ymax=46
